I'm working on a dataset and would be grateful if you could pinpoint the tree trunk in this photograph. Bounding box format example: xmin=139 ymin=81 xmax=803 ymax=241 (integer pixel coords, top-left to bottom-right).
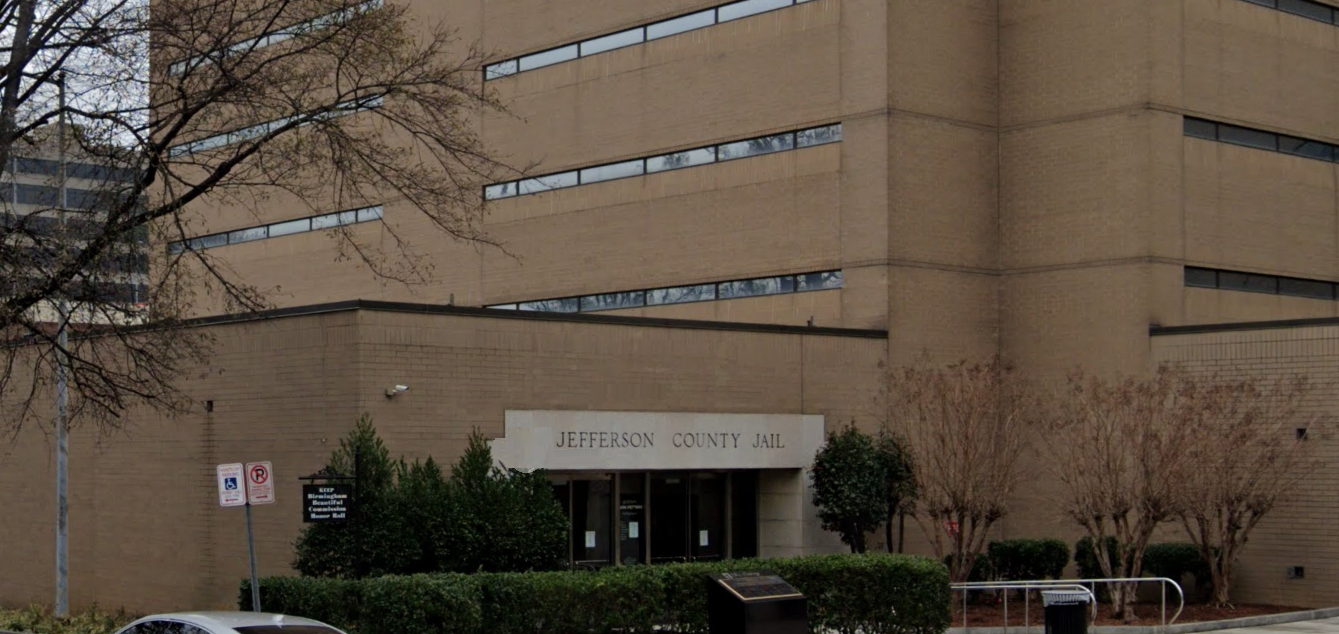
xmin=1209 ymin=555 xmax=1233 ymax=607
xmin=1116 ymin=582 xmax=1138 ymax=622
xmin=886 ymin=513 xmax=894 ymax=553
xmin=898 ymin=512 xmax=906 ymax=554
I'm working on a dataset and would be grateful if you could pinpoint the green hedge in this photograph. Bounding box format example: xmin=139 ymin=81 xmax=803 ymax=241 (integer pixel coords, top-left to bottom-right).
xmin=987 ymin=539 xmax=1069 ymax=581
xmin=1142 ymin=542 xmax=1211 ymax=591
xmin=478 ymin=568 xmax=663 ymax=634
xmin=244 ymin=553 xmax=950 ymax=634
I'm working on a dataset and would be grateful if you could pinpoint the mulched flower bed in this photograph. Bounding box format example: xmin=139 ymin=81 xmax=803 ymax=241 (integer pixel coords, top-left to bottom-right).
xmin=952 ymin=599 xmax=1311 ymax=627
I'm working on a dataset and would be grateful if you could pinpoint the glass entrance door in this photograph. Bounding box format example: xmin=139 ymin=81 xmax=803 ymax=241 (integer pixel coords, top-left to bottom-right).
xmin=690 ymin=472 xmax=725 ymax=561
xmin=649 ymin=472 xmax=728 ymax=562
xmin=649 ymin=473 xmax=688 ymax=563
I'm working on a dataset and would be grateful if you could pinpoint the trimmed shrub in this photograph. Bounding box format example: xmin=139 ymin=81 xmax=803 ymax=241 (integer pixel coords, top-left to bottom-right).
xmin=240 ymin=576 xmax=360 ymax=629
xmin=479 ymin=568 xmax=663 ymax=634
xmin=1142 ymin=542 xmax=1210 ymax=590
xmin=941 ymin=553 xmax=993 ymax=582
xmin=987 ymin=539 xmax=1069 ymax=581
xmin=359 ymin=575 xmax=481 ymax=634
xmin=248 ymin=553 xmax=950 ymax=634
xmin=776 ymin=554 xmax=950 ymax=634
xmin=1074 ymin=536 xmax=1120 ymax=579
xmin=1074 ymin=536 xmax=1121 ymax=602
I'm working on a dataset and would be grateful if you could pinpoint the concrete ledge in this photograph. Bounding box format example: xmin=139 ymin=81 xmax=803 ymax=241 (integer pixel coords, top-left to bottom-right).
xmin=947 ymin=606 xmax=1339 ymax=634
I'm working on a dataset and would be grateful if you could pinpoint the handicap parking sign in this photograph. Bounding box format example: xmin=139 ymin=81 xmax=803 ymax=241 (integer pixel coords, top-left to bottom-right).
xmin=224 ymin=477 xmax=238 ymax=491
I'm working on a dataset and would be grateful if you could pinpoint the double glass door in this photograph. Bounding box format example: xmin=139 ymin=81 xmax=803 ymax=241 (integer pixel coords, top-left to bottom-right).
xmin=552 ymin=470 xmax=757 ymax=567
xmin=650 ymin=472 xmax=725 ymax=563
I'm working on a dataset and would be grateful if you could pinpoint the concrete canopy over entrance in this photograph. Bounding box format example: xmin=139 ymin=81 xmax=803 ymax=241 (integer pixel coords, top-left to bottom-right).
xmin=492 ymin=411 xmax=830 ymax=559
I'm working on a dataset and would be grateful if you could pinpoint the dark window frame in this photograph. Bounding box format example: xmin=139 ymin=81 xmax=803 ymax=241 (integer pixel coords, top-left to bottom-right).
xmin=490 ymin=270 xmax=843 ymax=314
xmin=1184 ymin=116 xmax=1339 ymax=164
xmin=484 ymin=123 xmax=842 ymax=201
xmin=1185 ymin=266 xmax=1339 ymax=301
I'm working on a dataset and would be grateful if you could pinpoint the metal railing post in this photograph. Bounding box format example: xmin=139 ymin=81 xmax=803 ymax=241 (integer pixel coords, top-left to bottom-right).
xmin=950 ymin=577 xmax=1184 ymax=631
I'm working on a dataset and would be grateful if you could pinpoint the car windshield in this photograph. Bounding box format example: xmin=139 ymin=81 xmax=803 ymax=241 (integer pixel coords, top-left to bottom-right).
xmin=234 ymin=627 xmax=343 ymax=634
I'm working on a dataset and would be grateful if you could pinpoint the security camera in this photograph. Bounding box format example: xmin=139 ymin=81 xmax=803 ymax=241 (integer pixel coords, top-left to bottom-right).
xmin=395 ymin=385 xmax=409 ymax=392
xmin=384 ymin=384 xmax=410 ymax=398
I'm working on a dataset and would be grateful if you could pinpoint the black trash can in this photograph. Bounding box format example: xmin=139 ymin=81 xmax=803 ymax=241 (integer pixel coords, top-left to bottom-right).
xmin=1042 ymin=590 xmax=1090 ymax=634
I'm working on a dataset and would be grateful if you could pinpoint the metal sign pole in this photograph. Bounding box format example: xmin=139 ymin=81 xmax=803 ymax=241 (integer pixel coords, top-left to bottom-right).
xmin=245 ymin=502 xmax=261 ymax=612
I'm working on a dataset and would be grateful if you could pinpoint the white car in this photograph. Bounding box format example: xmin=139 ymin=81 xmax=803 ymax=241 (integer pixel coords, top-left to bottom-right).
xmin=113 ymin=612 xmax=347 ymax=634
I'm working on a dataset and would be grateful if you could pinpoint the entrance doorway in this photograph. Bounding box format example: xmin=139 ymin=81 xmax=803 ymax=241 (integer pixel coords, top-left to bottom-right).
xmin=551 ymin=470 xmax=758 ymax=568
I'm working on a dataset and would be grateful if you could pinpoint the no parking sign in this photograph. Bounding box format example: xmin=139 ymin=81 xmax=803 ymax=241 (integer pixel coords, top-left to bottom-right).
xmin=246 ymin=461 xmax=274 ymax=505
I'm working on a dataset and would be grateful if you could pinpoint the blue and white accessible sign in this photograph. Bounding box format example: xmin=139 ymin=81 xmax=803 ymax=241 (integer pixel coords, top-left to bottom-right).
xmin=217 ymin=463 xmax=245 ymax=507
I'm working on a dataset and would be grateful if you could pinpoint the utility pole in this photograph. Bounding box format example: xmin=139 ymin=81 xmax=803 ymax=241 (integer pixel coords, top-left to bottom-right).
xmin=54 ymin=70 xmax=69 ymax=618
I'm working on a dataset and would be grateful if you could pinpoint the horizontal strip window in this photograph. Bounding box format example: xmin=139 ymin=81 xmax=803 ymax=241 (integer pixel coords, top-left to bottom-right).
xmin=11 ymin=157 xmax=137 ymax=182
xmin=484 ymin=123 xmax=841 ymax=201
xmin=1 ymin=182 xmax=142 ymax=211
xmin=0 ymin=276 xmax=149 ymax=304
xmin=167 ymin=95 xmax=383 ymax=157
xmin=1185 ymin=266 xmax=1338 ymax=300
xmin=484 ymin=0 xmax=818 ymax=81
xmin=1240 ymin=0 xmax=1339 ymax=25
xmin=167 ymin=205 xmax=382 ymax=254
xmin=168 ymin=0 xmax=382 ymax=76
xmin=1 ymin=212 xmax=150 ymax=242
xmin=1185 ymin=116 xmax=1338 ymax=162
xmin=487 ymin=269 xmax=842 ymax=314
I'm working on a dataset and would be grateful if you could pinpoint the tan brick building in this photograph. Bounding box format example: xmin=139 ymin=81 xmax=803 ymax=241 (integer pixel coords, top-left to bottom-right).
xmin=5 ymin=0 xmax=1339 ymax=612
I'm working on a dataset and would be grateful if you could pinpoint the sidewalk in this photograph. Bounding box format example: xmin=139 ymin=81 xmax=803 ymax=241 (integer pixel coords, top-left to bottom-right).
xmin=1209 ymin=617 xmax=1339 ymax=634
xmin=949 ymin=607 xmax=1339 ymax=634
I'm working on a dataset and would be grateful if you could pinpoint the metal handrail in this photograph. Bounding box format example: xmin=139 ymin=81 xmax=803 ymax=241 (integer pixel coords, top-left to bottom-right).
xmin=952 ymin=576 xmax=1185 ymax=632
xmin=951 ymin=582 xmax=1098 ymax=632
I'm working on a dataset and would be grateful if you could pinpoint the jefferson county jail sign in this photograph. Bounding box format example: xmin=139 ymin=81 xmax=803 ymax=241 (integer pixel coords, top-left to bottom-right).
xmin=491 ymin=411 xmax=825 ymax=471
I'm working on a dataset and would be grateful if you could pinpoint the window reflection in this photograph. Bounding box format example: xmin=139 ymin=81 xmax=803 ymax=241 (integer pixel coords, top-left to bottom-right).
xmin=268 ymin=218 xmax=310 ymax=237
xmin=797 ymin=124 xmax=842 ymax=147
xmin=718 ymin=133 xmax=794 ymax=161
xmin=1185 ymin=266 xmax=1339 ymax=302
xmin=485 ymin=59 xmax=518 ymax=80
xmin=1218 ymin=125 xmax=1278 ymax=151
xmin=797 ymin=270 xmax=842 ymax=291
xmin=490 ymin=270 xmax=843 ymax=314
xmin=646 ymin=148 xmax=716 ymax=173
xmin=487 ymin=123 xmax=841 ymax=198
xmin=228 ymin=226 xmax=267 ymax=244
xmin=168 ymin=206 xmax=383 ymax=253
xmin=580 ymin=160 xmax=644 ymax=185
xmin=519 ymin=172 xmax=578 ymax=195
xmin=580 ymin=291 xmax=646 ymax=312
xmin=647 ymin=10 xmax=716 ymax=40
xmin=518 ymin=44 xmax=578 ymax=72
xmin=719 ymin=275 xmax=795 ymax=299
xmin=485 ymin=182 xmax=517 ymax=200
xmin=647 ymin=283 xmax=716 ymax=305
xmin=518 ymin=298 xmax=579 ymax=313
xmin=580 ymin=28 xmax=645 ymax=56
xmin=1279 ymin=136 xmax=1334 ymax=161
xmin=718 ymin=0 xmax=792 ymax=23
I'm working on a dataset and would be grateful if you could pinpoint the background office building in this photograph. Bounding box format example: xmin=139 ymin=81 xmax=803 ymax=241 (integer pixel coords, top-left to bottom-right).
xmin=4 ymin=0 xmax=1339 ymax=611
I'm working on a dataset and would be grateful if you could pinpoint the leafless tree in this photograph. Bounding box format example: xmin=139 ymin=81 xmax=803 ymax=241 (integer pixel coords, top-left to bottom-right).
xmin=0 ymin=0 xmax=513 ymax=434
xmin=887 ymin=355 xmax=1040 ymax=583
xmin=1040 ymin=366 xmax=1204 ymax=621
xmin=1177 ymin=371 xmax=1322 ymax=607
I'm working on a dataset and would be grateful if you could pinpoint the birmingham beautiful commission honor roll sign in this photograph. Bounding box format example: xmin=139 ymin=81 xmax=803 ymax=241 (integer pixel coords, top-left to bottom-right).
xmin=303 ymin=484 xmax=352 ymax=522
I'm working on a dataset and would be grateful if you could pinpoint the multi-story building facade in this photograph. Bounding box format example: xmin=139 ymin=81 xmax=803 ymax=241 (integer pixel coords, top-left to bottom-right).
xmin=3 ymin=0 xmax=1339 ymax=611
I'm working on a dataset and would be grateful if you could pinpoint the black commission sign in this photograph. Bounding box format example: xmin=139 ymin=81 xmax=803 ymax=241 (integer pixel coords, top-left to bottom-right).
xmin=302 ymin=484 xmax=352 ymax=523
